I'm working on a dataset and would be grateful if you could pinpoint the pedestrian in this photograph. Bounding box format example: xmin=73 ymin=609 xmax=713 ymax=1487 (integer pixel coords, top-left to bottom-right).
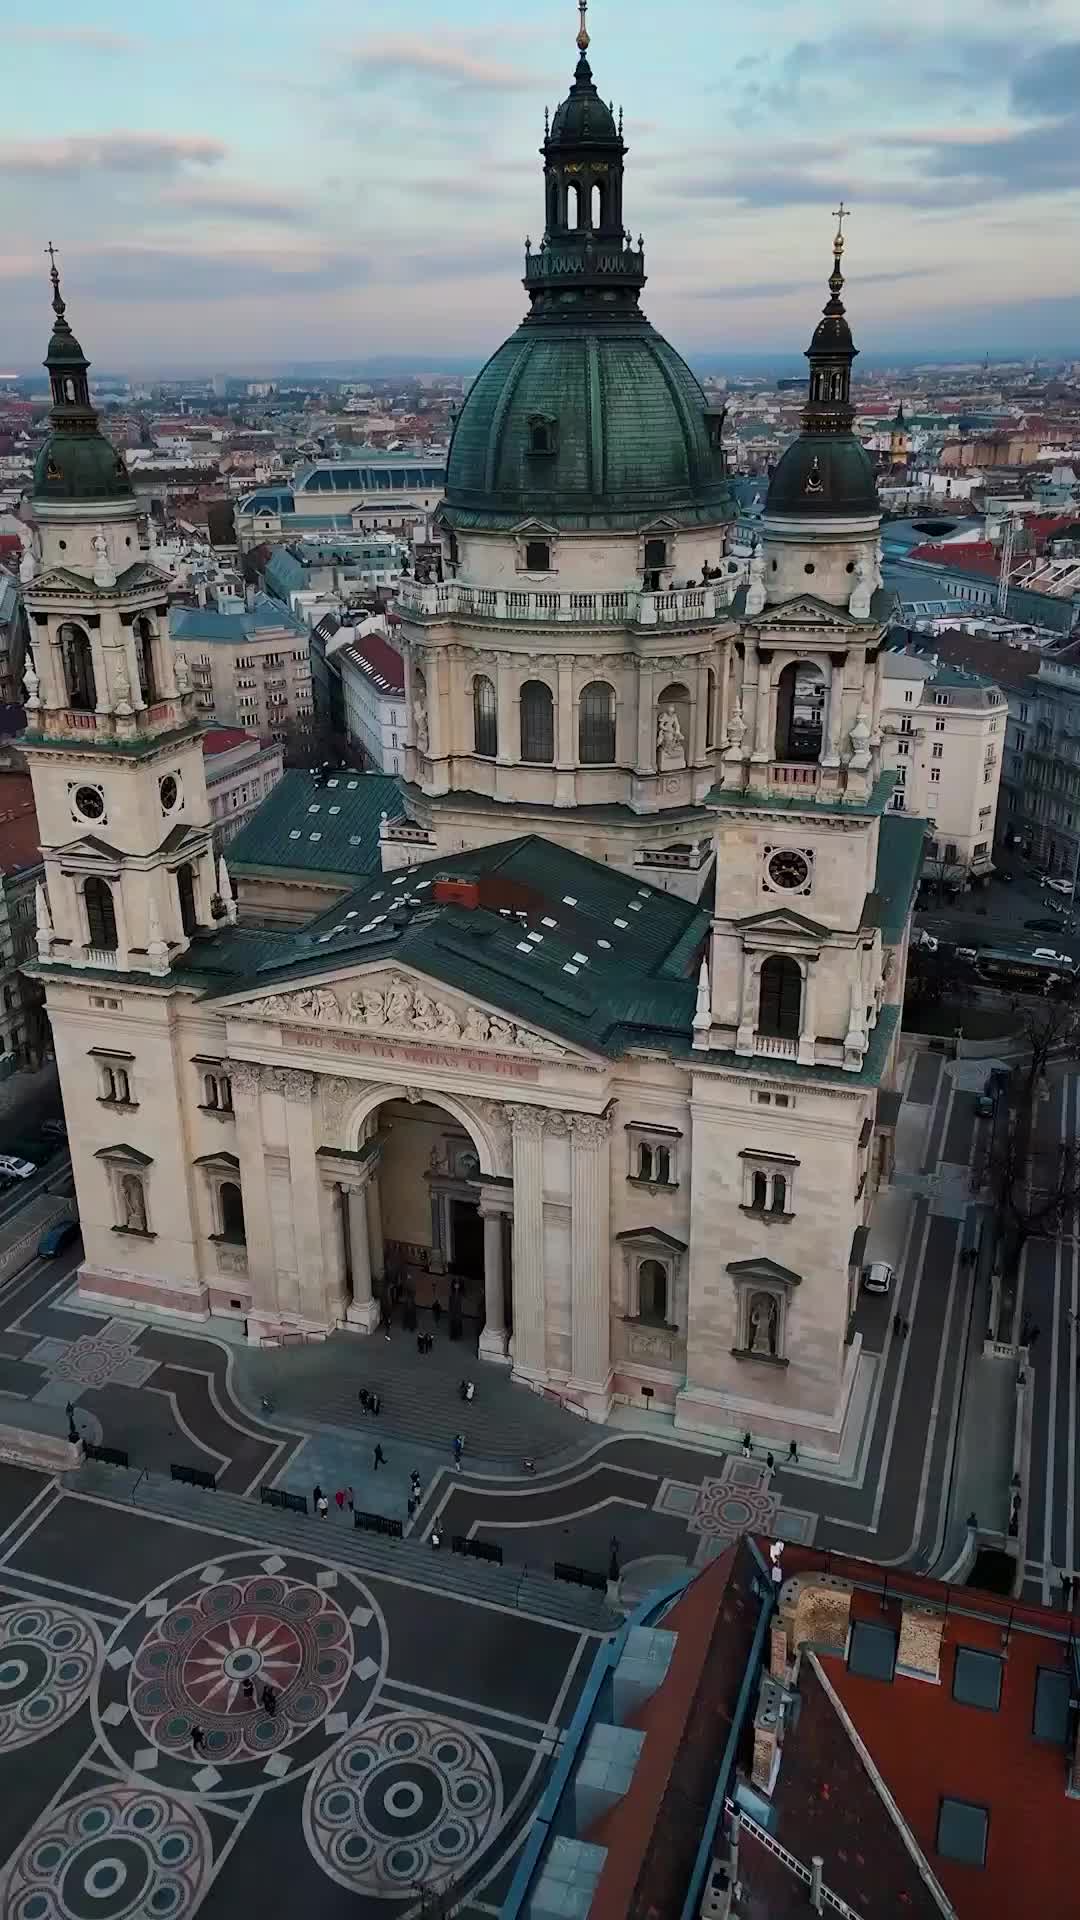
xmin=892 ymin=1311 xmax=902 ymax=1337
xmin=335 ymin=1489 xmax=345 ymax=1511
xmin=902 ymin=1319 xmax=911 ymax=1338
xmin=430 ymin=1526 xmax=442 ymax=1549
xmin=347 ymin=1486 xmax=354 ymax=1511
xmin=373 ymin=1443 xmax=386 ymax=1470
xmin=317 ymin=1492 xmax=328 ymax=1519
xmin=788 ymin=1440 xmax=799 ymax=1465
xmin=191 ymin=1725 xmax=205 ymax=1754
xmin=408 ymin=1492 xmax=418 ymax=1518
xmin=465 ymin=1379 xmax=475 ymax=1402
xmin=370 ymin=1391 xmax=381 ymax=1417
xmin=417 ymin=1331 xmax=424 ymax=1354
xmin=522 ymin=1457 xmax=536 ymax=1474
xmin=410 ymin=1469 xmax=421 ymax=1494
xmin=1062 ymin=1572 xmax=1074 ymax=1609
xmin=432 ymin=1298 xmax=442 ymax=1327
xmin=241 ymin=1677 xmax=256 ymax=1706
xmin=766 ymin=1451 xmax=775 ymax=1474
xmin=358 ymin=1388 xmax=370 ymax=1412
xmin=741 ymin=1432 xmax=752 ymax=1459
xmin=453 ymin=1432 xmax=465 ymax=1468
xmin=313 ymin=1483 xmax=324 ymax=1510
xmin=261 ymin=1684 xmax=277 ymax=1715
xmin=1029 ymin=1324 xmax=1041 ymax=1349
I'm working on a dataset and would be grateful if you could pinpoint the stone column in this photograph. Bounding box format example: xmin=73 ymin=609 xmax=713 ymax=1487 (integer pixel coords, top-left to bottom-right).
xmin=229 ymin=1061 xmax=276 ymax=1321
xmin=735 ymin=954 xmax=759 ymax=1056
xmin=568 ymin=1112 xmax=612 ymax=1415
xmin=823 ymin=656 xmax=846 ymax=767
xmin=751 ymin=649 xmax=772 ymax=761
xmin=366 ymin=1169 xmax=384 ymax=1283
xmin=798 ymin=961 xmax=817 ymax=1066
xmin=346 ymin=1182 xmax=378 ymax=1332
xmin=478 ymin=1209 xmax=510 ymax=1363
xmin=508 ymin=1106 xmax=548 ymax=1384
xmin=692 ymin=657 xmax=710 ymax=764
xmin=495 ymin=657 xmax=514 ymax=765
xmin=275 ymin=1069 xmax=324 ymax=1325
xmin=636 ymin=663 xmax=656 ymax=773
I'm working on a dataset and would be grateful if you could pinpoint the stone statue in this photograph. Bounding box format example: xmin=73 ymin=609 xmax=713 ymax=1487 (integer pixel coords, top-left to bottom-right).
xmin=489 ymin=1017 xmax=515 ymax=1047
xmin=22 ymin=649 xmax=40 ymax=708
xmin=386 ymin=979 xmax=414 ymax=1027
xmin=849 ymin=547 xmax=874 ymax=619
xmin=724 ymin=697 xmax=746 ymax=756
xmin=435 ymin=1000 xmax=461 ymax=1039
xmin=848 ymin=704 xmax=872 ymax=768
xmin=297 ymin=988 xmax=339 ymax=1020
xmin=92 ymin=528 xmax=116 ymax=590
xmin=112 ymin=656 xmax=132 ymax=714
xmin=121 ymin=1174 xmax=147 ymax=1234
xmin=413 ymin=696 xmax=430 ymax=756
xmin=749 ymin=1292 xmax=779 ymax=1356
xmin=745 ymin=542 xmax=767 ymax=616
xmin=412 ymin=990 xmax=438 ymax=1032
xmin=429 ymin=1143 xmax=448 ymax=1175
xmin=18 ymin=537 xmax=35 ymax=586
xmin=361 ymin=985 xmax=387 ymax=1027
xmin=463 ymin=1008 xmax=490 ymax=1042
xmin=656 ymin=706 xmax=686 ymax=772
xmin=871 ymin=537 xmax=884 ymax=594
xmin=174 ymin=652 xmax=191 ymax=694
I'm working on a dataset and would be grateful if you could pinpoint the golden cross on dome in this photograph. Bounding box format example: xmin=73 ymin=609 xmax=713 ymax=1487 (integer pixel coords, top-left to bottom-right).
xmin=577 ymin=0 xmax=590 ymax=50
xmin=44 ymin=240 xmax=66 ymax=315
xmin=832 ymin=201 xmax=850 ymax=249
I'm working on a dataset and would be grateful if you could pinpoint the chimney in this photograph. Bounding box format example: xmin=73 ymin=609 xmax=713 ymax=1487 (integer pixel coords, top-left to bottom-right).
xmin=897 ymin=1601 xmax=945 ymax=1682
xmin=810 ymin=1856 xmax=824 ymax=1912
xmin=433 ymin=877 xmax=480 ymax=910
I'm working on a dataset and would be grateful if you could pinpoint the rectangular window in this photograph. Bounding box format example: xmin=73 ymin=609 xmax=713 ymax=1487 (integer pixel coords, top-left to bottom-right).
xmin=904 ymin=688 xmax=914 ymax=703
xmin=1033 ymin=1666 xmax=1070 ymax=1743
xmin=937 ymin=1798 xmax=988 ymax=1868
xmin=847 ymin=1621 xmax=897 ymax=1682
xmin=897 ymin=740 xmax=909 ymax=756
xmin=953 ymin=1647 xmax=1003 ymax=1711
xmin=935 ymin=718 xmax=946 ymax=732
xmin=930 ymin=768 xmax=941 ymax=783
xmin=934 ymin=692 xmax=949 ymax=706
xmin=932 ymin=743 xmax=943 ymax=759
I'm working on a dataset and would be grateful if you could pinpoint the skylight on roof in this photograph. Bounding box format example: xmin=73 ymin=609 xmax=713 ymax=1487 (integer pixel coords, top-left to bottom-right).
xmin=614 ymin=917 xmax=629 ymax=928
xmin=347 ymin=780 xmax=358 ymax=789
xmin=597 ymin=938 xmax=611 ymax=949
xmin=346 ymin=911 xmax=358 ymax=919
xmin=416 ymin=881 xmax=431 ymax=890
xmin=327 ymin=779 xmax=338 ymax=787
xmin=310 ymin=833 xmax=322 ymax=842
xmin=289 ymin=830 xmax=301 ymax=840
xmin=637 ymin=888 xmax=651 ymax=898
xmin=329 ymin=806 xmax=341 ymax=815
xmin=527 ymin=932 xmax=543 ymax=944
xmin=629 ymin=901 xmax=642 ymax=912
xmin=562 ymin=895 xmax=577 ymax=906
xmin=541 ymin=916 xmax=557 ymax=928
xmin=308 ymin=805 xmax=320 ymax=814
xmin=563 ymin=963 xmax=580 ymax=975
xmin=371 ymin=891 xmax=384 ymax=900
xmin=516 ymin=942 xmax=533 ymax=955
xmin=572 ymin=951 xmax=588 ymax=964
xmin=349 ymin=836 xmax=362 ymax=846
xmin=393 ymin=875 xmax=406 ymax=886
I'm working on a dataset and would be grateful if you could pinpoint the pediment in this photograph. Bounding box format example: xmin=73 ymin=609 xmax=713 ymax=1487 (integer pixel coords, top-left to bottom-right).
xmin=225 ymin=966 xmax=579 ymax=1062
xmin=54 ymin=835 xmax=124 ymax=868
xmin=509 ymin=517 xmax=559 ymax=538
xmin=754 ymin=595 xmax=860 ymax=631
xmin=736 ymin=907 xmax=828 ymax=939
xmin=727 ymin=1255 xmax=801 ymax=1289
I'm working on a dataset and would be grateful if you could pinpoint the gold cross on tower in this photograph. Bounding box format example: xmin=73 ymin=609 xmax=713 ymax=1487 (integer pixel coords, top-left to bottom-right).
xmin=832 ymin=201 xmax=850 ymax=253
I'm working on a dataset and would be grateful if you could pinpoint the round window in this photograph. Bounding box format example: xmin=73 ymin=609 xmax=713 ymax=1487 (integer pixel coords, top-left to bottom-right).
xmin=73 ymin=785 xmax=105 ymax=822
xmin=767 ymin=849 xmax=810 ymax=890
xmin=159 ymin=774 xmax=180 ymax=814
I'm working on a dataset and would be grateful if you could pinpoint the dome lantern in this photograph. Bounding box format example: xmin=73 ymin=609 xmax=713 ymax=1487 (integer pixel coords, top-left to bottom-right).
xmin=33 ymin=246 xmax=134 ymax=505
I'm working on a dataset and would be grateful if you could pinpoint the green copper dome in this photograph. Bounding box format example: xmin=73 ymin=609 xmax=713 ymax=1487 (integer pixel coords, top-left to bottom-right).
xmin=32 ymin=255 xmax=134 ymax=506
xmin=445 ymin=323 xmax=731 ymax=533
xmin=766 ymin=435 xmax=878 ymax=519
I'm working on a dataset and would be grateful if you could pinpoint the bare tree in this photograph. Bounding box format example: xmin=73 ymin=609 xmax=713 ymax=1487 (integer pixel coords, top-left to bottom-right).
xmin=990 ymin=984 xmax=1080 ymax=1331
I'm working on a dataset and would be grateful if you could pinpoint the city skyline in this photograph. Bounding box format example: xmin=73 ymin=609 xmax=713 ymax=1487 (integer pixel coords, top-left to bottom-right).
xmin=3 ymin=0 xmax=1080 ymax=371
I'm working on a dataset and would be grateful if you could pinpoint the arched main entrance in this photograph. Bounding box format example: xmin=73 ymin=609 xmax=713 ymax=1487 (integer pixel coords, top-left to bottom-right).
xmin=332 ymin=1089 xmax=511 ymax=1362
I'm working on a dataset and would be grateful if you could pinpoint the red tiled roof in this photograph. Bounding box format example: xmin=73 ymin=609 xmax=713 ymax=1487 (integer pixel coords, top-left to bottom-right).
xmin=202 ymin=728 xmax=261 ymax=756
xmin=339 ymin=628 xmax=405 ymax=695
xmin=908 ymin=540 xmax=1000 ymax=577
xmin=0 ymin=774 xmax=40 ymax=875
xmin=0 ymin=535 xmax=22 ymax=558
xmin=780 ymin=1547 xmax=1080 ymax=1920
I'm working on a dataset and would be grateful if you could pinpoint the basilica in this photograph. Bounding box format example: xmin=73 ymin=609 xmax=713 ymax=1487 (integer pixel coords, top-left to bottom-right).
xmin=20 ymin=12 xmax=921 ymax=1454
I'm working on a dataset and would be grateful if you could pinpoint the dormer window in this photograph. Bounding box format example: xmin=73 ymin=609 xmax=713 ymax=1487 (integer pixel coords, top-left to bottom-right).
xmin=528 ymin=415 xmax=557 ymax=456
xmin=525 ymin=540 xmax=551 ymax=572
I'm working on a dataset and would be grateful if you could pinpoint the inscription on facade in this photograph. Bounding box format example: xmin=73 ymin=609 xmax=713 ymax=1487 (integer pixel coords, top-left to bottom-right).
xmin=282 ymin=1026 xmax=541 ymax=1079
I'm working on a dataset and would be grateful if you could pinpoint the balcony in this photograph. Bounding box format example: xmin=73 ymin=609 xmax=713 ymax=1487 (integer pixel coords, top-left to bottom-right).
xmin=397 ymin=579 xmax=739 ymax=629
xmin=379 ymin=820 xmax=436 ymax=848
xmin=634 ymin=844 xmax=711 ymax=872
xmin=85 ymin=947 xmax=118 ymax=970
xmin=754 ymin=1034 xmax=799 ymax=1060
xmin=769 ymin=763 xmax=820 ymax=792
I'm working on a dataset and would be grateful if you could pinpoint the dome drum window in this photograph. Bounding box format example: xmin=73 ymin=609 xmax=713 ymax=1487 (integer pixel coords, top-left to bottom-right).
xmin=473 ymin=675 xmax=498 ymax=759
xmin=528 ymin=415 xmax=558 ymax=457
xmin=520 ymin=680 xmax=555 ymax=764
xmin=522 ymin=539 xmax=553 ymax=574
xmin=579 ymin=681 xmax=616 ymax=766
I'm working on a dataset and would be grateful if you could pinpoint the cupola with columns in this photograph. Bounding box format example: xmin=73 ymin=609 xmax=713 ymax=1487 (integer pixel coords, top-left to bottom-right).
xmin=21 ymin=254 xmax=226 ymax=978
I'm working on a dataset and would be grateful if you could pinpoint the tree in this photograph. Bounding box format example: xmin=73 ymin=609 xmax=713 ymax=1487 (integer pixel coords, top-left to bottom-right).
xmin=904 ymin=943 xmax=973 ymax=1018
xmin=989 ymin=984 xmax=1080 ymax=1334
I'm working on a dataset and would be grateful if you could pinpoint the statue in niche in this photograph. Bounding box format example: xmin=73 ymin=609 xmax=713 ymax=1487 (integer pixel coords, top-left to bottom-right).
xmin=429 ymin=1143 xmax=449 ymax=1175
xmin=748 ymin=1291 xmax=779 ymax=1357
xmin=112 ymin=657 xmax=132 ymax=715
xmin=656 ymin=706 xmax=686 ymax=772
xmin=121 ymin=1174 xmax=147 ymax=1234
xmin=849 ymin=547 xmax=874 ymax=619
xmin=413 ymin=696 xmax=430 ymax=755
xmin=745 ymin=542 xmax=767 ymax=616
xmin=386 ymin=979 xmax=414 ymax=1027
xmin=725 ymin=697 xmax=746 ymax=756
xmin=23 ymin=650 xmax=40 ymax=707
xmin=174 ymin=653 xmax=191 ymax=694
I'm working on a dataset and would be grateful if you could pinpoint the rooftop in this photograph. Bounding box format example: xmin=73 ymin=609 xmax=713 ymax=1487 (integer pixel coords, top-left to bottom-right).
xmin=170 ymin=591 xmax=308 ymax=645
xmin=225 ymin=768 xmax=403 ymax=881
xmin=202 ymin=728 xmax=262 ymax=757
xmin=336 ymin=628 xmax=405 ymax=697
xmin=0 ymin=774 xmax=41 ymax=878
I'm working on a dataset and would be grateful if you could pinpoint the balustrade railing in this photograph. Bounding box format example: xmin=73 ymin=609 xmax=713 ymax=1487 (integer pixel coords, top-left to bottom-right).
xmin=397 ymin=579 xmax=738 ymax=627
xmin=754 ymin=1033 xmax=799 ymax=1059
xmin=85 ymin=947 xmax=119 ymax=970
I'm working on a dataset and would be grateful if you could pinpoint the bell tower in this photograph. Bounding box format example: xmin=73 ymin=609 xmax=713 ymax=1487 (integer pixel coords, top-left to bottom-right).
xmin=22 ymin=255 xmax=224 ymax=978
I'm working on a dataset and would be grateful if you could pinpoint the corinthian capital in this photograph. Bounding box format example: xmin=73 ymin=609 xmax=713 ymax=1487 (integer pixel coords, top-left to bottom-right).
xmin=263 ymin=1067 xmax=315 ymax=1101
xmin=225 ymin=1059 xmax=262 ymax=1095
xmin=568 ymin=1110 xmax=612 ymax=1144
xmin=507 ymin=1104 xmax=547 ymax=1138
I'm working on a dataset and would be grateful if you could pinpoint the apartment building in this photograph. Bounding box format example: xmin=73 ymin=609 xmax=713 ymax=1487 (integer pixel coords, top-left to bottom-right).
xmin=170 ymin=589 xmax=312 ymax=743
xmin=202 ymin=729 xmax=285 ymax=845
xmin=880 ymin=651 xmax=1006 ymax=887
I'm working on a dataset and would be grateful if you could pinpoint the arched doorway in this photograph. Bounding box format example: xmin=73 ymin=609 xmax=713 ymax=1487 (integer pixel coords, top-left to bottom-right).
xmin=341 ymin=1090 xmax=510 ymax=1358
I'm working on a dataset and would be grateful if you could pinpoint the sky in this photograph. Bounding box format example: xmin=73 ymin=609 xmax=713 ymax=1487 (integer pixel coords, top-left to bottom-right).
xmin=3 ymin=0 xmax=1080 ymax=375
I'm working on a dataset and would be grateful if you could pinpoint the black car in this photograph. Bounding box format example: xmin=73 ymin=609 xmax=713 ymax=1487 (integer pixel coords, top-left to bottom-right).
xmin=1025 ymin=919 xmax=1063 ymax=933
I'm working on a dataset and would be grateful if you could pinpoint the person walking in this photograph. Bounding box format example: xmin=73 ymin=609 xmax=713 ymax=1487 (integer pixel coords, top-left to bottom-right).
xmin=788 ymin=1440 xmax=799 ymax=1465
xmin=335 ymin=1489 xmax=345 ymax=1512
xmin=373 ymin=1443 xmax=386 ymax=1471
xmin=313 ymin=1483 xmax=324 ymax=1511
xmin=432 ymin=1297 xmax=442 ymax=1328
xmin=241 ymin=1677 xmax=255 ymax=1706
xmin=347 ymin=1486 xmax=354 ymax=1511
xmin=261 ymin=1684 xmax=277 ymax=1715
xmin=892 ymin=1311 xmax=902 ymax=1338
xmin=370 ymin=1391 xmax=381 ymax=1417
xmin=452 ymin=1432 xmax=465 ymax=1469
xmin=191 ymin=1725 xmax=206 ymax=1754
xmin=741 ymin=1432 xmax=752 ymax=1459
xmin=316 ymin=1491 xmax=329 ymax=1519
xmin=765 ymin=1451 xmax=775 ymax=1475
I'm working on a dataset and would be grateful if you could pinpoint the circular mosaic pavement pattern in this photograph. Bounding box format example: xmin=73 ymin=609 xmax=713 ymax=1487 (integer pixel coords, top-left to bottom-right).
xmin=0 ymin=1603 xmax=101 ymax=1751
xmin=95 ymin=1551 xmax=386 ymax=1795
xmin=305 ymin=1711 xmax=503 ymax=1899
xmin=0 ymin=1785 xmax=211 ymax=1920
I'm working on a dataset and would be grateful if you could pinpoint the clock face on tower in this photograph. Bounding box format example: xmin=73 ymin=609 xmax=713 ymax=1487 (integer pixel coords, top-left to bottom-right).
xmin=765 ymin=847 xmax=812 ymax=893
xmin=159 ymin=774 xmax=181 ymax=816
xmin=71 ymin=784 xmax=105 ymax=824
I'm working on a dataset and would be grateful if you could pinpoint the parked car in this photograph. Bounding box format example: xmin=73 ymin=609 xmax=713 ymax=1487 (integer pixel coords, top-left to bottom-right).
xmin=974 ymin=1093 xmax=995 ymax=1119
xmin=1043 ymin=877 xmax=1073 ymax=896
xmin=913 ymin=930 xmax=939 ymax=953
xmin=40 ymin=1119 xmax=68 ymax=1141
xmin=6 ymin=1140 xmax=49 ymax=1168
xmin=953 ymin=947 xmax=978 ymax=963
xmin=37 ymin=1219 xmax=80 ymax=1258
xmin=861 ymin=1261 xmax=895 ymax=1296
xmin=1025 ymin=919 xmax=1064 ymax=933
xmin=0 ymin=1156 xmax=37 ymax=1181
xmin=1033 ymin=948 xmax=1073 ymax=966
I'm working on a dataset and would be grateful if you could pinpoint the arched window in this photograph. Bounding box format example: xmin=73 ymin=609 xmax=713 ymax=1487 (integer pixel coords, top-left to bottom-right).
xmin=758 ymin=955 xmax=802 ymax=1041
xmin=60 ymin=623 xmax=96 ymax=711
xmin=751 ymin=1170 xmax=769 ymax=1210
xmin=133 ymin=617 xmax=156 ymax=703
xmin=706 ymin=668 xmax=717 ymax=748
xmin=771 ymin=1174 xmax=788 ymax=1215
xmin=590 ymin=180 xmax=603 ymax=228
xmin=177 ymin=864 xmax=197 ymax=937
xmin=220 ymin=1181 xmax=246 ymax=1244
xmin=547 ymin=176 xmax=558 ymax=229
xmin=579 ymin=681 xmax=616 ymax=765
xmin=520 ymin=680 xmax=554 ymax=764
xmin=85 ymin=877 xmax=117 ymax=952
xmin=473 ymin=675 xmax=497 ymax=758
xmin=566 ymin=181 xmax=583 ymax=230
xmin=637 ymin=1143 xmax=654 ymax=1181
xmin=638 ymin=1260 xmax=668 ymax=1326
xmin=774 ymin=661 xmax=826 ymax=762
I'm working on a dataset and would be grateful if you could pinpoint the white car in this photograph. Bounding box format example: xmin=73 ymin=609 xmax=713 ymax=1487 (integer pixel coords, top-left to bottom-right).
xmin=1043 ymin=877 xmax=1073 ymax=896
xmin=1033 ymin=948 xmax=1073 ymax=966
xmin=914 ymin=930 xmax=939 ymax=953
xmin=861 ymin=1261 xmax=895 ymax=1296
xmin=0 ymin=1155 xmax=36 ymax=1181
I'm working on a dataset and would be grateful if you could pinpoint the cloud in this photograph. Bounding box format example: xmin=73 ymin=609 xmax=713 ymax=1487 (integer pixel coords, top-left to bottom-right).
xmin=686 ymin=269 xmax=917 ymax=301
xmin=51 ymin=244 xmax=373 ymax=302
xmin=340 ymin=32 xmax=536 ymax=93
xmin=1011 ymin=38 xmax=1080 ymax=114
xmin=0 ymin=132 xmax=225 ymax=178
xmin=9 ymin=25 xmax=140 ymax=53
xmin=156 ymin=184 xmax=309 ymax=225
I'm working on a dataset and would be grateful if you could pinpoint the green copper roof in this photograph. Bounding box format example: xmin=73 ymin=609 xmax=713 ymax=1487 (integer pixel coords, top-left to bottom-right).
xmin=766 ymin=432 xmax=878 ymax=518
xmin=444 ymin=324 xmax=732 ymax=533
xmin=33 ymin=430 xmax=133 ymax=504
xmin=226 ymin=769 xmax=404 ymax=882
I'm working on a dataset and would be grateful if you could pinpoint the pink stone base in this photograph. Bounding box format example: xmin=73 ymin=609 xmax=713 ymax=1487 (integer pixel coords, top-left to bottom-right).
xmin=77 ymin=1265 xmax=209 ymax=1320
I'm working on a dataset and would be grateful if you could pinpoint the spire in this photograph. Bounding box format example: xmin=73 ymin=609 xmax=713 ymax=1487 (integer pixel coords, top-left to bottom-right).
xmin=33 ymin=246 xmax=133 ymax=502
xmin=801 ymin=204 xmax=858 ymax=432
